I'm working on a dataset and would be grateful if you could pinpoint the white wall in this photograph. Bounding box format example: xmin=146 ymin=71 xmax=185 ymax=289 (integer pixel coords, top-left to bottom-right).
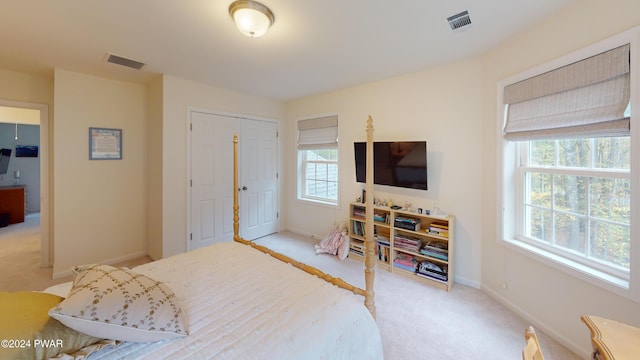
xmin=480 ymin=0 xmax=640 ymax=357
xmin=284 ymin=57 xmax=485 ymax=288
xmin=157 ymin=75 xmax=285 ymax=258
xmin=52 ymin=69 xmax=148 ymax=277
xmin=147 ymin=76 xmax=164 ymax=260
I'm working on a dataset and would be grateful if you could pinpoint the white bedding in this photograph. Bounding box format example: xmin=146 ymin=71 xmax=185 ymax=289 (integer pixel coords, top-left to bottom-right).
xmin=61 ymin=242 xmax=383 ymax=359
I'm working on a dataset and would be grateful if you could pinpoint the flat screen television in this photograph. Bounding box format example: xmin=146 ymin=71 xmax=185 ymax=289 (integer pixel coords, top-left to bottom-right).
xmin=354 ymin=141 xmax=428 ymax=190
xmin=0 ymin=148 xmax=11 ymax=175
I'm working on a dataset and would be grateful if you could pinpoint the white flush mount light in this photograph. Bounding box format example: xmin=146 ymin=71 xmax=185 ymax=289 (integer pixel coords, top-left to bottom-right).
xmin=229 ymin=0 xmax=275 ymax=38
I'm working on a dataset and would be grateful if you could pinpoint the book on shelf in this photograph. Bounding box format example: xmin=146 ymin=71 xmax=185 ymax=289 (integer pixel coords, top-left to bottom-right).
xmin=377 ymin=244 xmax=389 ymax=262
xmin=393 ymin=252 xmax=418 ymax=272
xmin=374 ymin=212 xmax=391 ymax=223
xmin=419 ymin=240 xmax=448 ymax=261
xmin=349 ymin=241 xmax=389 ymax=262
xmin=352 ymin=206 xmax=366 ymax=218
xmin=349 ymin=248 xmax=364 ymax=257
xmin=376 ymin=235 xmax=391 ymax=248
xmin=349 ymin=241 xmax=364 ymax=257
xmin=393 ymin=262 xmax=417 ymax=272
xmin=428 ymin=222 xmax=449 ymax=238
xmin=416 ymin=272 xmax=447 ymax=282
xmin=394 ymin=234 xmax=422 ymax=252
xmin=354 ymin=206 xmax=390 ymax=224
xmin=417 ymin=261 xmax=448 ymax=281
xmin=352 ymin=220 xmax=365 ymax=236
xmin=394 ymin=216 xmax=421 ymax=231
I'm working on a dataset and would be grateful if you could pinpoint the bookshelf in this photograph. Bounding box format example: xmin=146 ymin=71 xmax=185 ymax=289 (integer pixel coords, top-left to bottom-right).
xmin=348 ymin=202 xmax=455 ymax=291
xmin=349 ymin=203 xmax=392 ymax=271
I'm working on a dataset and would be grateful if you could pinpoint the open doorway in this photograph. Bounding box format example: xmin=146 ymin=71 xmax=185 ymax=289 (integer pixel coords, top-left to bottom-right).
xmin=0 ymin=100 xmax=50 ymax=268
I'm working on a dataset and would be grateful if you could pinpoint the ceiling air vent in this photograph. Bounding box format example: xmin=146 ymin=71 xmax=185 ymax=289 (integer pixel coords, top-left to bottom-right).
xmin=105 ymin=53 xmax=145 ymax=70
xmin=447 ymin=10 xmax=472 ymax=31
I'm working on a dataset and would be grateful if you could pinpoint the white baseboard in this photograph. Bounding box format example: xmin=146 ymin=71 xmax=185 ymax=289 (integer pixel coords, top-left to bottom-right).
xmin=282 ymin=226 xmax=323 ymax=242
xmin=454 ymin=275 xmax=481 ymax=289
xmin=481 ymin=284 xmax=591 ymax=359
xmin=52 ymin=250 xmax=148 ymax=279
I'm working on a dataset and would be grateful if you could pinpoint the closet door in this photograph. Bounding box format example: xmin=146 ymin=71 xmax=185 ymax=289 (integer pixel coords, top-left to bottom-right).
xmin=239 ymin=119 xmax=278 ymax=240
xmin=190 ymin=112 xmax=239 ymax=249
xmin=189 ymin=111 xmax=278 ymax=250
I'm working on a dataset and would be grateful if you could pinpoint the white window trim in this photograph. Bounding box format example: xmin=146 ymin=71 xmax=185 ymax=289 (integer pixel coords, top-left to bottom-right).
xmin=296 ymin=114 xmax=340 ymax=208
xmin=497 ymin=27 xmax=640 ymax=302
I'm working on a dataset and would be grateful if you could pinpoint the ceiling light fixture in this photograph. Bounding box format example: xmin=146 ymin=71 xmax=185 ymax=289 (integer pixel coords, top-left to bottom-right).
xmin=229 ymin=0 xmax=275 ymax=38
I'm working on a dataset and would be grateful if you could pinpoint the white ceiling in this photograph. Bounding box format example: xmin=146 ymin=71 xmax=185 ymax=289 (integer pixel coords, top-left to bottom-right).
xmin=0 ymin=0 xmax=574 ymax=101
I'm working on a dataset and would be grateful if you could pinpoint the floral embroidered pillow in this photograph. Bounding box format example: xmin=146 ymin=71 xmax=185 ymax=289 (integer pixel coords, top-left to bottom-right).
xmin=49 ymin=264 xmax=189 ymax=342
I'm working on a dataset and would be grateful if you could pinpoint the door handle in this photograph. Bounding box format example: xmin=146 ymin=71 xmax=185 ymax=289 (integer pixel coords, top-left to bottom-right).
xmin=242 ymin=186 xmax=248 ymax=191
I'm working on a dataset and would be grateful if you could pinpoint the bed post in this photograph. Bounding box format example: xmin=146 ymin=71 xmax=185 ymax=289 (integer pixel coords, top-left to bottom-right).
xmin=232 ymin=132 xmax=369 ymax=303
xmin=364 ymin=116 xmax=377 ymax=319
xmin=233 ymin=133 xmax=240 ymax=241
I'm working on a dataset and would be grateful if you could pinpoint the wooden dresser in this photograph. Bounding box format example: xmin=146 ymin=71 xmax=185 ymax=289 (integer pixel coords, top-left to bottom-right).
xmin=0 ymin=185 xmax=25 ymax=225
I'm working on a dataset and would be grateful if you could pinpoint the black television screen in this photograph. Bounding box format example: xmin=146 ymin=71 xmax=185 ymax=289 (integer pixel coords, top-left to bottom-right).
xmin=354 ymin=141 xmax=428 ymax=190
xmin=0 ymin=148 xmax=11 ymax=175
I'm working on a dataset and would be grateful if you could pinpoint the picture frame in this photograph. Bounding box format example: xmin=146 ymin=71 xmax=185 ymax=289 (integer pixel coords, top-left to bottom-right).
xmin=89 ymin=127 xmax=122 ymax=160
xmin=15 ymin=145 xmax=39 ymax=158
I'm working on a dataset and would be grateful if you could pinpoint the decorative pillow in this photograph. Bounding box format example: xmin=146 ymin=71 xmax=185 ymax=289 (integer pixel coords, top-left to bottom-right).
xmin=0 ymin=291 xmax=102 ymax=360
xmin=48 ymin=264 xmax=189 ymax=343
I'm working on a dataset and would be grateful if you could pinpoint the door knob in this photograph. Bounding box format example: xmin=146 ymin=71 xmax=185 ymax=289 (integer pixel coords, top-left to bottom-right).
xmin=242 ymin=186 xmax=248 ymax=190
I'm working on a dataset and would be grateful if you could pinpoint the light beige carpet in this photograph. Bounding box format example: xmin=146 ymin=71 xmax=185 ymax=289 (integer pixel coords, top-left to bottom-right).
xmin=0 ymin=213 xmax=151 ymax=292
xmin=254 ymin=232 xmax=583 ymax=360
xmin=0 ymin=218 xmax=581 ymax=359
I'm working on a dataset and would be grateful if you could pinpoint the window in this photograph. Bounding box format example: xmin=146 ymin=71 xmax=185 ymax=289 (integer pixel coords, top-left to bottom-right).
xmin=518 ymin=137 xmax=630 ymax=279
xmin=500 ymin=36 xmax=639 ymax=299
xmin=300 ymin=148 xmax=338 ymax=203
xmin=297 ymin=115 xmax=339 ymax=205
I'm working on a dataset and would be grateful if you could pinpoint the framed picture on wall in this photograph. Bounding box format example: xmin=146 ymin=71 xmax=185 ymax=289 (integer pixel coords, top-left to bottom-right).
xmin=15 ymin=145 xmax=39 ymax=158
xmin=89 ymin=127 xmax=122 ymax=160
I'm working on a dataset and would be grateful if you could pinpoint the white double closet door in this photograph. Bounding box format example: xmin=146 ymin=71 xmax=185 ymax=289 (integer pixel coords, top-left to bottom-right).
xmin=189 ymin=110 xmax=278 ymax=250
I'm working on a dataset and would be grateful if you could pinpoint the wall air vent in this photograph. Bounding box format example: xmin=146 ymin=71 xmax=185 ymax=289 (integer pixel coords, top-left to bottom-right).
xmin=105 ymin=53 xmax=145 ymax=70
xmin=447 ymin=10 xmax=472 ymax=31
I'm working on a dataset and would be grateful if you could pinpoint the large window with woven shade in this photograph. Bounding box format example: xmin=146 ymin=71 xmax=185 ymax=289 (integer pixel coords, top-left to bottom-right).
xmin=499 ymin=29 xmax=639 ymax=301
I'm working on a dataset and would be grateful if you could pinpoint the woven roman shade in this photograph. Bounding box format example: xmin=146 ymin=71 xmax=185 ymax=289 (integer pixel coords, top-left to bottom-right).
xmin=503 ymin=44 xmax=630 ymax=140
xmin=297 ymin=115 xmax=338 ymax=149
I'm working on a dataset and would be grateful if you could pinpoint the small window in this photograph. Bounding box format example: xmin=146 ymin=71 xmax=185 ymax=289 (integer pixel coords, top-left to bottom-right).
xmin=299 ymin=148 xmax=338 ymax=203
xmin=297 ymin=115 xmax=339 ymax=205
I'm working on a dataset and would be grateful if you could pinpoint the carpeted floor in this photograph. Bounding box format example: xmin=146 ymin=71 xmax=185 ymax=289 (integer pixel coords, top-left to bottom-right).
xmin=254 ymin=232 xmax=582 ymax=360
xmin=0 ymin=217 xmax=581 ymax=359
xmin=0 ymin=213 xmax=151 ymax=292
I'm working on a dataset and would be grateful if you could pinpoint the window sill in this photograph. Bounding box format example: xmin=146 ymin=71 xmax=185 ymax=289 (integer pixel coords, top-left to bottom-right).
xmin=501 ymin=237 xmax=637 ymax=302
xmin=297 ymin=197 xmax=339 ymax=209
